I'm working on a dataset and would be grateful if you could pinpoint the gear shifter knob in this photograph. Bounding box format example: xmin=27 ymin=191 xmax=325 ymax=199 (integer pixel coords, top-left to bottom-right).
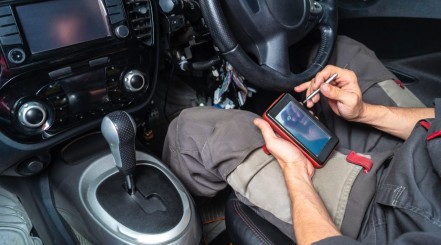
xmin=101 ymin=111 xmax=137 ymax=194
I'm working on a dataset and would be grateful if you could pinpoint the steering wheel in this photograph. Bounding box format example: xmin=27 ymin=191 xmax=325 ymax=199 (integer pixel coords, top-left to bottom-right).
xmin=200 ymin=0 xmax=338 ymax=91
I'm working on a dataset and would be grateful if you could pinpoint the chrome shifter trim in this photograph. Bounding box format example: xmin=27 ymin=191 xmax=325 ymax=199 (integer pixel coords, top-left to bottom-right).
xmin=79 ymin=151 xmax=201 ymax=244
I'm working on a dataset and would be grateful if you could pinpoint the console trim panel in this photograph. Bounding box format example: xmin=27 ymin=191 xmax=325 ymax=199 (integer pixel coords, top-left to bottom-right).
xmin=78 ymin=151 xmax=201 ymax=244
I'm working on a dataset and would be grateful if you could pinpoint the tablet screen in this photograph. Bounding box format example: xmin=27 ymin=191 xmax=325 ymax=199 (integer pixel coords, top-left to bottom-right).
xmin=275 ymin=101 xmax=331 ymax=156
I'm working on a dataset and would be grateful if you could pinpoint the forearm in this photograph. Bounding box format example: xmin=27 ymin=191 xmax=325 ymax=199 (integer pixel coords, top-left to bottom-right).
xmin=356 ymin=103 xmax=435 ymax=140
xmin=285 ymin=171 xmax=341 ymax=245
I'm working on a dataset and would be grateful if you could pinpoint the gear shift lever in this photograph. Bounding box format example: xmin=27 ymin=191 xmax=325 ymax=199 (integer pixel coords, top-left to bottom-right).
xmin=101 ymin=111 xmax=137 ymax=195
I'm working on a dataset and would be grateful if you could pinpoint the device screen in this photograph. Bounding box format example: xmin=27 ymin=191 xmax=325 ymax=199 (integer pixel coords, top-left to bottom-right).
xmin=274 ymin=101 xmax=331 ymax=156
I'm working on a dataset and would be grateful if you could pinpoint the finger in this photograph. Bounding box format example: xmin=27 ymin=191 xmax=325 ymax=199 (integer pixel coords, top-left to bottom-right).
xmin=314 ymin=67 xmax=336 ymax=88
xmin=294 ymin=81 xmax=311 ymax=93
xmin=253 ymin=118 xmax=277 ymax=142
xmin=314 ymin=65 xmax=346 ymax=88
xmin=320 ymin=83 xmax=346 ymax=102
xmin=304 ymin=91 xmax=321 ymax=107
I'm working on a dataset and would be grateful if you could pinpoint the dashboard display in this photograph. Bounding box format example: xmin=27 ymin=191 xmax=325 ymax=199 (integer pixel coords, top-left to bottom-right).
xmin=15 ymin=0 xmax=110 ymax=54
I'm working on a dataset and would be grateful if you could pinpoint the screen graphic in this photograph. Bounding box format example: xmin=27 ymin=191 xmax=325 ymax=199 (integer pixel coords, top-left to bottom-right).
xmin=275 ymin=101 xmax=331 ymax=156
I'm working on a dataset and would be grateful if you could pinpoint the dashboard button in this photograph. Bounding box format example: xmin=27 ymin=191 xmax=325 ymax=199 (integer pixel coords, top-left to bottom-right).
xmin=1 ymin=34 xmax=21 ymax=45
xmin=115 ymin=25 xmax=129 ymax=38
xmin=0 ymin=6 xmax=11 ymax=16
xmin=7 ymin=48 xmax=26 ymax=64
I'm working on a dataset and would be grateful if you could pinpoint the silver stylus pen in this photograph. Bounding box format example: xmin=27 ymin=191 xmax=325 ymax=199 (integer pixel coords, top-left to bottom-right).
xmin=302 ymin=73 xmax=338 ymax=104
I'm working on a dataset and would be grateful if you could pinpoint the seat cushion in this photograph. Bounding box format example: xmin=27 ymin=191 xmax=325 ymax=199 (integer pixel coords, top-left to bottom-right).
xmin=225 ymin=192 xmax=295 ymax=245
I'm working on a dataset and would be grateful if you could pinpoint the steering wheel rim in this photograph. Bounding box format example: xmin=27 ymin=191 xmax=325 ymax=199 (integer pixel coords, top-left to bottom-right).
xmin=200 ymin=0 xmax=338 ymax=91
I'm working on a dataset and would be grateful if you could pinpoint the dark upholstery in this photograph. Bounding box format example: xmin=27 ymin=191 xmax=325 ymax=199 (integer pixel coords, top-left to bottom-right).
xmin=225 ymin=193 xmax=295 ymax=245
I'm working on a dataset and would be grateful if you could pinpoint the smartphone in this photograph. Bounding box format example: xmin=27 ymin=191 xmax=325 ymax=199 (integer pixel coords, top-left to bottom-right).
xmin=263 ymin=93 xmax=338 ymax=168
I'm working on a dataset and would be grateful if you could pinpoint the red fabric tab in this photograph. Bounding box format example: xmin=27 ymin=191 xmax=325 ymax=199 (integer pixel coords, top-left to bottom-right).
xmin=394 ymin=79 xmax=405 ymax=89
xmin=262 ymin=144 xmax=270 ymax=155
xmin=427 ymin=130 xmax=441 ymax=141
xmin=346 ymin=151 xmax=373 ymax=174
xmin=419 ymin=120 xmax=431 ymax=130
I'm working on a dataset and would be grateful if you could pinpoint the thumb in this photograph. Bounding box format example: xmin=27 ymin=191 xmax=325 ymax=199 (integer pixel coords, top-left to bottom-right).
xmin=320 ymin=83 xmax=343 ymax=101
xmin=254 ymin=118 xmax=277 ymax=142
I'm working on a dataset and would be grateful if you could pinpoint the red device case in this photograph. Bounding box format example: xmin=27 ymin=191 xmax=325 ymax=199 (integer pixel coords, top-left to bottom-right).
xmin=262 ymin=94 xmax=325 ymax=168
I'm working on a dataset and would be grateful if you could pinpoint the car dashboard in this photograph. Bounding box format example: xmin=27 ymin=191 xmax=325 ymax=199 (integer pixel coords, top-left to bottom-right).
xmin=0 ymin=0 xmax=159 ymax=176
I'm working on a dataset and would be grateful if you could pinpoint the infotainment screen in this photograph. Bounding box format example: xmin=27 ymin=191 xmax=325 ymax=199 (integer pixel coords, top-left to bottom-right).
xmin=15 ymin=0 xmax=111 ymax=54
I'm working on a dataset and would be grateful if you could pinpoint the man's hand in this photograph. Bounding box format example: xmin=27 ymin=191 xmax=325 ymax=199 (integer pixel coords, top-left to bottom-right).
xmin=254 ymin=117 xmax=341 ymax=245
xmin=253 ymin=118 xmax=315 ymax=179
xmin=295 ymin=65 xmax=366 ymax=122
xmin=295 ymin=65 xmax=434 ymax=140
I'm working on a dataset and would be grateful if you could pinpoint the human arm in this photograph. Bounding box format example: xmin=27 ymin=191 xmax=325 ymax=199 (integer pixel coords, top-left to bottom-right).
xmin=254 ymin=118 xmax=341 ymax=245
xmin=355 ymin=104 xmax=434 ymax=140
xmin=295 ymin=65 xmax=435 ymax=140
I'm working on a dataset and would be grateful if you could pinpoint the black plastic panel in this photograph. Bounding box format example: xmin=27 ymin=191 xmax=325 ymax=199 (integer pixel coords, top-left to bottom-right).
xmin=338 ymin=0 xmax=441 ymax=19
xmin=97 ymin=165 xmax=184 ymax=233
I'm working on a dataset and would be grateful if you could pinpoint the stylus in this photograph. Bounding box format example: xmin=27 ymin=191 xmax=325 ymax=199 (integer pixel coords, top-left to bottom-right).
xmin=303 ymin=73 xmax=338 ymax=104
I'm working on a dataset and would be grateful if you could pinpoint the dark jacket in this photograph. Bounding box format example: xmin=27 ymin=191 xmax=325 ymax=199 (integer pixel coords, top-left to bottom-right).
xmin=317 ymin=99 xmax=441 ymax=244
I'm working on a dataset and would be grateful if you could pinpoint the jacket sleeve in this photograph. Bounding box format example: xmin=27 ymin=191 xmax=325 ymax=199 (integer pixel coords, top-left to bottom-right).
xmin=313 ymin=236 xmax=361 ymax=245
xmin=313 ymin=232 xmax=441 ymax=245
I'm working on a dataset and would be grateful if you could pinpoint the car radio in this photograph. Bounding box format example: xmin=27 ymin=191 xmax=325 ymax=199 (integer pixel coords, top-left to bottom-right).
xmin=0 ymin=0 xmax=158 ymax=142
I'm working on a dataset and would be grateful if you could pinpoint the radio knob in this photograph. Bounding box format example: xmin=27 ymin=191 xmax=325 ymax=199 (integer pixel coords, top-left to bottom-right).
xmin=18 ymin=102 xmax=48 ymax=128
xmin=123 ymin=70 xmax=145 ymax=92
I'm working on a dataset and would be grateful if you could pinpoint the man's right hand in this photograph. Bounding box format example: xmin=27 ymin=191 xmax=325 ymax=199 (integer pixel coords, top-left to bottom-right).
xmin=295 ymin=65 xmax=366 ymax=122
xmin=296 ymin=65 xmax=435 ymax=140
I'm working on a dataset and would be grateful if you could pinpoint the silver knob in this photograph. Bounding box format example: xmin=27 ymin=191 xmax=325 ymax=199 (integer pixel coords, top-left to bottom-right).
xmin=123 ymin=70 xmax=145 ymax=92
xmin=18 ymin=101 xmax=47 ymax=128
xmin=114 ymin=25 xmax=130 ymax=38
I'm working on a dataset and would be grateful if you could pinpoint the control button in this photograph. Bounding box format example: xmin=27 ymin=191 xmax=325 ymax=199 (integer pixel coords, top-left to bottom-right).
xmin=49 ymin=95 xmax=68 ymax=107
xmin=0 ymin=34 xmax=21 ymax=45
xmin=55 ymin=106 xmax=68 ymax=119
xmin=48 ymin=67 xmax=72 ymax=78
xmin=43 ymin=84 xmax=63 ymax=96
xmin=114 ymin=25 xmax=129 ymax=38
xmin=26 ymin=109 xmax=44 ymax=125
xmin=105 ymin=0 xmax=121 ymax=6
xmin=7 ymin=48 xmax=26 ymax=64
xmin=0 ymin=25 xmax=18 ymax=36
xmin=109 ymin=12 xmax=125 ymax=24
xmin=0 ymin=16 xmax=15 ymax=27
xmin=129 ymin=75 xmax=143 ymax=88
xmin=18 ymin=101 xmax=47 ymax=128
xmin=89 ymin=57 xmax=109 ymax=67
xmin=106 ymin=66 xmax=122 ymax=77
xmin=159 ymin=0 xmax=178 ymax=14
xmin=310 ymin=1 xmax=322 ymax=14
xmin=107 ymin=78 xmax=118 ymax=89
xmin=123 ymin=70 xmax=145 ymax=92
xmin=0 ymin=6 xmax=12 ymax=16
xmin=18 ymin=158 xmax=45 ymax=176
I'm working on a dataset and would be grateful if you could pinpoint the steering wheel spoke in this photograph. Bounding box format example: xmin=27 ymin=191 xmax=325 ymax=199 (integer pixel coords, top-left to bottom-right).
xmin=259 ymin=35 xmax=291 ymax=75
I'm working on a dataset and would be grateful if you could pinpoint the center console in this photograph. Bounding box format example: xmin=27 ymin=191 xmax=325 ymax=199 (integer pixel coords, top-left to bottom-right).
xmin=0 ymin=0 xmax=203 ymax=244
xmin=48 ymin=111 xmax=202 ymax=244
xmin=0 ymin=0 xmax=157 ymax=143
xmin=50 ymin=133 xmax=202 ymax=244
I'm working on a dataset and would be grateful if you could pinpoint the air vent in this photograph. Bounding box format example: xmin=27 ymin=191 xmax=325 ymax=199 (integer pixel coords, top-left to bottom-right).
xmin=126 ymin=0 xmax=154 ymax=46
